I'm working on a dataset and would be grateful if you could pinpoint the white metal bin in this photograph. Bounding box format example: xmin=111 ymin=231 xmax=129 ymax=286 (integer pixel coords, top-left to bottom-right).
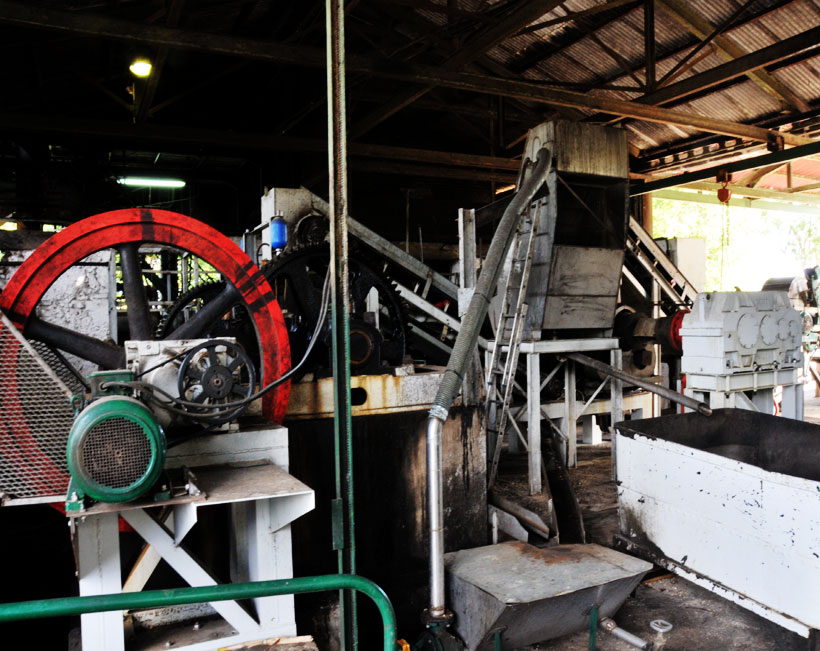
xmin=615 ymin=409 xmax=820 ymax=638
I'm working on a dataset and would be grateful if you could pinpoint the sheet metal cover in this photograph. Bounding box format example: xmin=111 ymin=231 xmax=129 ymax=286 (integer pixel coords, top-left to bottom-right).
xmin=446 ymin=541 xmax=651 ymax=604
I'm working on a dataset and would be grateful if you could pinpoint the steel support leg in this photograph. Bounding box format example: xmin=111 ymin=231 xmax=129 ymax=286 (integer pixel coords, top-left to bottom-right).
xmin=77 ymin=513 xmax=124 ymax=651
xmin=527 ymin=352 xmax=542 ymax=494
xmin=327 ymin=0 xmax=356 ymax=647
xmin=610 ymin=349 xmax=623 ymax=481
xmin=564 ymin=360 xmax=577 ymax=468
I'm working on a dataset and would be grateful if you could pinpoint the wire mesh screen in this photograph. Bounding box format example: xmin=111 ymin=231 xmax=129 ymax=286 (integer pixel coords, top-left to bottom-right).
xmin=79 ymin=418 xmax=151 ymax=489
xmin=29 ymin=340 xmax=88 ymax=396
xmin=0 ymin=313 xmax=75 ymax=502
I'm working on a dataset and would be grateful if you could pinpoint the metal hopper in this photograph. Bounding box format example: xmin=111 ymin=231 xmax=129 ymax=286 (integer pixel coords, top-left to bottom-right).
xmin=445 ymin=541 xmax=651 ymax=650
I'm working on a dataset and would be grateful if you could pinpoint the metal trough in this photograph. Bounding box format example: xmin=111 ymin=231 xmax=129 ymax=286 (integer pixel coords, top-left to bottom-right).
xmin=445 ymin=541 xmax=651 ymax=650
xmin=616 ymin=408 xmax=820 ymax=638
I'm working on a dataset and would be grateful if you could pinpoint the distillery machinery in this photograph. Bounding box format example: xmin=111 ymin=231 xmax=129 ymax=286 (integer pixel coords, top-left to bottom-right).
xmin=0 ymin=210 xmax=316 ymax=651
xmin=0 ymin=118 xmax=809 ymax=651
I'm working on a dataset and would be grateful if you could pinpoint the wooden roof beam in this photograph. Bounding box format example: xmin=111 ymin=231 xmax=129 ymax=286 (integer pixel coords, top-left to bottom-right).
xmin=0 ymin=0 xmax=811 ymax=148
xmin=580 ymin=0 xmax=801 ymax=101
xmin=683 ymin=180 xmax=820 ymax=206
xmin=589 ymin=24 xmax=820 ymax=123
xmin=657 ymin=0 xmax=810 ymax=112
xmin=135 ymin=0 xmax=186 ymax=123
xmin=0 ymin=112 xmax=520 ymax=171
xmin=736 ymin=162 xmax=786 ymax=188
xmin=632 ymin=138 xmax=820 ymax=195
xmin=348 ymin=0 xmax=567 ymax=139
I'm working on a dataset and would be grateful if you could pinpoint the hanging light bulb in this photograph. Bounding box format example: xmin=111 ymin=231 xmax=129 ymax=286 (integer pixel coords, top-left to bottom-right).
xmin=129 ymin=58 xmax=153 ymax=78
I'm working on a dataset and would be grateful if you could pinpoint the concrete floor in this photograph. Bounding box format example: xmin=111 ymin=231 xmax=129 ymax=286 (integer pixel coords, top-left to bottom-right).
xmin=511 ymin=382 xmax=820 ymax=651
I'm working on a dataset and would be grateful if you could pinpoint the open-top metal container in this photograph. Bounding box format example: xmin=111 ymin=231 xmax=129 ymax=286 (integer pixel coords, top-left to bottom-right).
xmin=615 ymin=408 xmax=820 ymax=638
xmin=445 ymin=541 xmax=651 ymax=650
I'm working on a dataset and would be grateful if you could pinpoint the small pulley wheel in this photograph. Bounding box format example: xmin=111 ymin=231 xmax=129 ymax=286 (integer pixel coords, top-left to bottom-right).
xmin=177 ymin=339 xmax=255 ymax=424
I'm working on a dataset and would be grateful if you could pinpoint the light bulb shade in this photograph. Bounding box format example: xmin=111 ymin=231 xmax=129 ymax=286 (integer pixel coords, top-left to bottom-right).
xmin=129 ymin=58 xmax=153 ymax=77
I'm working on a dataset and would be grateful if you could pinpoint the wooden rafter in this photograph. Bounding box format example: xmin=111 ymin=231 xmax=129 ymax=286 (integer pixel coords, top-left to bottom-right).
xmin=596 ymin=24 xmax=820 ymax=123
xmin=348 ymin=0 xmax=567 ymax=139
xmin=0 ymin=0 xmax=813 ymax=147
xmin=504 ymin=1 xmax=642 ymax=74
xmin=657 ymin=0 xmax=810 ymax=112
xmin=585 ymin=0 xmax=802 ymax=101
xmin=736 ymin=163 xmax=786 ymax=188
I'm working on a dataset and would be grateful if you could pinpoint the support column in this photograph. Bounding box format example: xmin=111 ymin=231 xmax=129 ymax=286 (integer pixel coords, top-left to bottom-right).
xmin=564 ymin=360 xmax=577 ymax=468
xmin=326 ymin=0 xmax=356 ymax=648
xmin=752 ymin=388 xmax=774 ymax=414
xmin=610 ymin=348 xmax=623 ymax=481
xmin=77 ymin=513 xmax=124 ymax=651
xmin=527 ymin=352 xmax=541 ymax=494
xmin=781 ymin=383 xmax=803 ymax=420
xmin=459 ymin=207 xmax=481 ymax=407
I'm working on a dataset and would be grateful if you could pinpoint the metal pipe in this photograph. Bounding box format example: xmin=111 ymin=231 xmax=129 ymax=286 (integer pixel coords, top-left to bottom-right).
xmin=426 ymin=416 xmax=445 ymax=615
xmin=326 ymin=0 xmax=356 ymax=647
xmin=0 ymin=574 xmax=397 ymax=651
xmin=424 ymin=147 xmax=551 ymax=617
xmin=588 ymin=604 xmax=599 ymax=651
xmin=599 ymin=617 xmax=654 ymax=650
xmin=429 ymin=148 xmax=551 ymax=422
xmin=489 ymin=490 xmax=550 ymax=539
xmin=565 ymin=352 xmax=712 ymax=416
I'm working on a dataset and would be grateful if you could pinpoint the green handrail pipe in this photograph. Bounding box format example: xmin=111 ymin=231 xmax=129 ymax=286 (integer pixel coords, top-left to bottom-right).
xmin=0 ymin=573 xmax=397 ymax=651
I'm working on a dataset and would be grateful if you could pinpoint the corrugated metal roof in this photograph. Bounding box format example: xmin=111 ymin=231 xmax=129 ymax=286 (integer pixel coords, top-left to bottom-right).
xmin=451 ymin=0 xmax=820 ymax=182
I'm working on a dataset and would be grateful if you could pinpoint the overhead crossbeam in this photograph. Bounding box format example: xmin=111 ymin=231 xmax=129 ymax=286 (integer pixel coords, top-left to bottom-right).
xmin=657 ymin=0 xmax=810 ymax=112
xmin=0 ymin=0 xmax=812 ymax=147
xmin=631 ymin=138 xmax=820 ymax=195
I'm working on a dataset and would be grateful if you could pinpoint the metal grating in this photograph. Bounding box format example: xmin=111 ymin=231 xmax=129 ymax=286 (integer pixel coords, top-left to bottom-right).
xmin=29 ymin=340 xmax=88 ymax=396
xmin=0 ymin=313 xmax=75 ymax=503
xmin=79 ymin=418 xmax=151 ymax=489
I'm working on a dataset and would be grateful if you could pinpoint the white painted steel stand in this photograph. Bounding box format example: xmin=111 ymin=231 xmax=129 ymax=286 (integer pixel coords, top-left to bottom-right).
xmin=521 ymin=339 xmax=622 ymax=473
xmin=683 ymin=368 xmax=804 ymax=420
xmin=72 ymin=426 xmax=314 ymax=651
xmin=489 ymin=337 xmax=642 ymax=493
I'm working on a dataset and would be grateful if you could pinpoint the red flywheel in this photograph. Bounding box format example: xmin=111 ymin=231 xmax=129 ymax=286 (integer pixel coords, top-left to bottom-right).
xmin=0 ymin=208 xmax=291 ymax=423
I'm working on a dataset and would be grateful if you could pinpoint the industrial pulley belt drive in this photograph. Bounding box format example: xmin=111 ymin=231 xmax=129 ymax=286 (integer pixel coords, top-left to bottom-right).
xmin=0 ymin=208 xmax=293 ymax=502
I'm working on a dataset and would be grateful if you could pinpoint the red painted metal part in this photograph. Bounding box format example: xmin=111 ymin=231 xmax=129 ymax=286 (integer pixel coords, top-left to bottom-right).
xmin=667 ymin=308 xmax=689 ymax=354
xmin=0 ymin=208 xmax=291 ymax=423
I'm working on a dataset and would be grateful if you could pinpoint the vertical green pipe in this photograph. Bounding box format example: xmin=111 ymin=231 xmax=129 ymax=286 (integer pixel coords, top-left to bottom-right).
xmin=326 ymin=0 xmax=356 ymax=648
xmin=589 ymin=604 xmax=599 ymax=651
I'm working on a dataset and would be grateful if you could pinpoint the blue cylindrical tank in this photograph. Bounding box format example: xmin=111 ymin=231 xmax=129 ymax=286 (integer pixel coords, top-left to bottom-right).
xmin=270 ymin=217 xmax=288 ymax=250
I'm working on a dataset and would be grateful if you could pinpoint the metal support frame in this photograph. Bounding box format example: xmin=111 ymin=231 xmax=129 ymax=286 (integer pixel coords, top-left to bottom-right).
xmin=73 ymin=428 xmax=315 ymax=651
xmin=684 ymin=369 xmax=804 ymax=420
xmin=76 ymin=513 xmax=124 ymax=651
xmin=632 ymin=138 xmax=820 ymax=196
xmin=516 ymin=339 xmax=622 ymax=479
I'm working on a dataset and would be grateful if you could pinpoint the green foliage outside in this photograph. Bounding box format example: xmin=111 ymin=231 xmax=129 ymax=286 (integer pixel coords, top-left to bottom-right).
xmin=651 ymin=197 xmax=820 ymax=292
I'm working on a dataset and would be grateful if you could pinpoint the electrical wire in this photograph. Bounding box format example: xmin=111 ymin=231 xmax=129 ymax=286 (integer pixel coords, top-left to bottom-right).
xmin=102 ymin=264 xmax=332 ymax=420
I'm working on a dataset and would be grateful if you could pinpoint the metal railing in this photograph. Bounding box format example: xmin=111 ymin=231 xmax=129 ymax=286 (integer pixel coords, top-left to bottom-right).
xmin=0 ymin=573 xmax=397 ymax=651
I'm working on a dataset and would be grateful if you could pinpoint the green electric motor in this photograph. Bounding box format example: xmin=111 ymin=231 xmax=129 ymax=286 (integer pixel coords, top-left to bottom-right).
xmin=67 ymin=396 xmax=166 ymax=503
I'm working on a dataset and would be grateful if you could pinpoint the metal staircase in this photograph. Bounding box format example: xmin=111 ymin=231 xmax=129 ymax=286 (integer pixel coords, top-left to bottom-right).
xmin=625 ymin=216 xmax=699 ymax=307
